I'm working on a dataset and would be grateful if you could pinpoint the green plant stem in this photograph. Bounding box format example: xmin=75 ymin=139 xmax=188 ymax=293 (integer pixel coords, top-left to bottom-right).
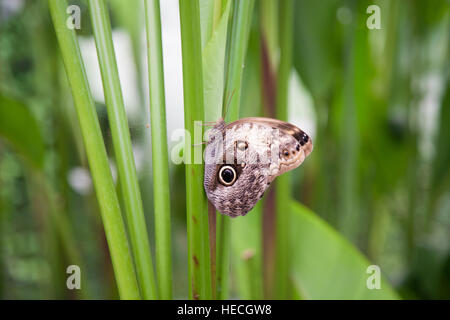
xmin=224 ymin=0 xmax=256 ymax=120
xmin=88 ymin=0 xmax=157 ymax=300
xmin=144 ymin=0 xmax=173 ymax=300
xmin=179 ymin=0 xmax=212 ymax=300
xmin=274 ymin=0 xmax=294 ymax=300
xmin=260 ymin=0 xmax=278 ymax=70
xmin=216 ymin=0 xmax=255 ymax=300
xmin=48 ymin=0 xmax=140 ymax=299
xmin=215 ymin=211 xmax=231 ymax=299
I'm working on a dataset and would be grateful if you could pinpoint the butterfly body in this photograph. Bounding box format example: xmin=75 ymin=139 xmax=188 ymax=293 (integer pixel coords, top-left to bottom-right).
xmin=204 ymin=117 xmax=313 ymax=217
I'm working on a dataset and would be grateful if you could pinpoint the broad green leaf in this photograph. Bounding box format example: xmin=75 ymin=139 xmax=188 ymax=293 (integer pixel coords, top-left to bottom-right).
xmin=109 ymin=0 xmax=142 ymax=36
xmin=290 ymin=201 xmax=400 ymax=299
xmin=240 ymin=23 xmax=262 ymax=118
xmin=199 ymin=0 xmax=215 ymax=49
xmin=202 ymin=0 xmax=231 ymax=122
xmin=0 ymin=93 xmax=45 ymax=169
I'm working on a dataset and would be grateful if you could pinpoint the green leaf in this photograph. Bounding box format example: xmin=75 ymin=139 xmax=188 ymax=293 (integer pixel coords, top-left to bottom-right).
xmin=431 ymin=80 xmax=450 ymax=195
xmin=274 ymin=0 xmax=295 ymax=299
xmin=217 ymin=0 xmax=255 ymax=299
xmin=179 ymin=0 xmax=212 ymax=300
xmin=202 ymin=0 xmax=231 ymax=122
xmin=293 ymin=0 xmax=341 ymax=98
xmin=0 ymin=93 xmax=45 ymax=169
xmin=199 ymin=0 xmax=215 ymax=49
xmin=239 ymin=24 xmax=262 ymax=118
xmin=49 ymin=0 xmax=141 ymax=299
xmin=290 ymin=201 xmax=400 ymax=299
xmin=230 ymin=24 xmax=263 ymax=301
xmin=231 ymin=202 xmax=263 ymax=299
xmin=145 ymin=0 xmax=174 ymax=300
xmin=109 ymin=0 xmax=142 ymax=33
xmin=89 ymin=0 xmax=157 ymax=299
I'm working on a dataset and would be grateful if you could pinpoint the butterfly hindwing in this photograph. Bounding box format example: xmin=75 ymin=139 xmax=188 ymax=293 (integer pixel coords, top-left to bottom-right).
xmin=204 ymin=117 xmax=313 ymax=217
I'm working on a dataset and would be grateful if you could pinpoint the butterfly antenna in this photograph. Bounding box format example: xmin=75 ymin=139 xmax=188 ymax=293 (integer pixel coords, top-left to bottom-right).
xmin=222 ymin=90 xmax=231 ymax=114
xmin=192 ymin=141 xmax=208 ymax=147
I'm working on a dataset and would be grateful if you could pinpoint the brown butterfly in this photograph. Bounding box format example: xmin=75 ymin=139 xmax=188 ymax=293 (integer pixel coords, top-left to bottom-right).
xmin=204 ymin=117 xmax=313 ymax=217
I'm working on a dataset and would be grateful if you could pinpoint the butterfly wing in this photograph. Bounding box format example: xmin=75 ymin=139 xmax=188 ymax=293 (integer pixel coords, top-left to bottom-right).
xmin=204 ymin=117 xmax=312 ymax=217
xmin=204 ymin=163 xmax=270 ymax=217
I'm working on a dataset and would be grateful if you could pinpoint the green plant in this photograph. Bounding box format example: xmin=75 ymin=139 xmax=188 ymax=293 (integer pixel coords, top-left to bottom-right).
xmin=274 ymin=0 xmax=294 ymax=299
xmin=145 ymin=0 xmax=173 ymax=300
xmin=179 ymin=0 xmax=212 ymax=300
xmin=88 ymin=0 xmax=157 ymax=300
xmin=1 ymin=0 xmax=447 ymax=301
xmin=48 ymin=0 xmax=140 ymax=299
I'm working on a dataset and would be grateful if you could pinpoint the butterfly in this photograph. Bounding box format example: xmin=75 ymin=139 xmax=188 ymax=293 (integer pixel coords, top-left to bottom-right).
xmin=203 ymin=117 xmax=313 ymax=217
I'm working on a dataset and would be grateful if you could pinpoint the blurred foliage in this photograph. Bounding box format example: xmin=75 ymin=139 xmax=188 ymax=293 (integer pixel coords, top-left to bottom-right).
xmin=290 ymin=201 xmax=398 ymax=299
xmin=0 ymin=0 xmax=449 ymax=299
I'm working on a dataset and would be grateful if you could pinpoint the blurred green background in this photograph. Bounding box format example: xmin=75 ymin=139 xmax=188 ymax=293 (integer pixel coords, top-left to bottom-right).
xmin=0 ymin=0 xmax=449 ymax=299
